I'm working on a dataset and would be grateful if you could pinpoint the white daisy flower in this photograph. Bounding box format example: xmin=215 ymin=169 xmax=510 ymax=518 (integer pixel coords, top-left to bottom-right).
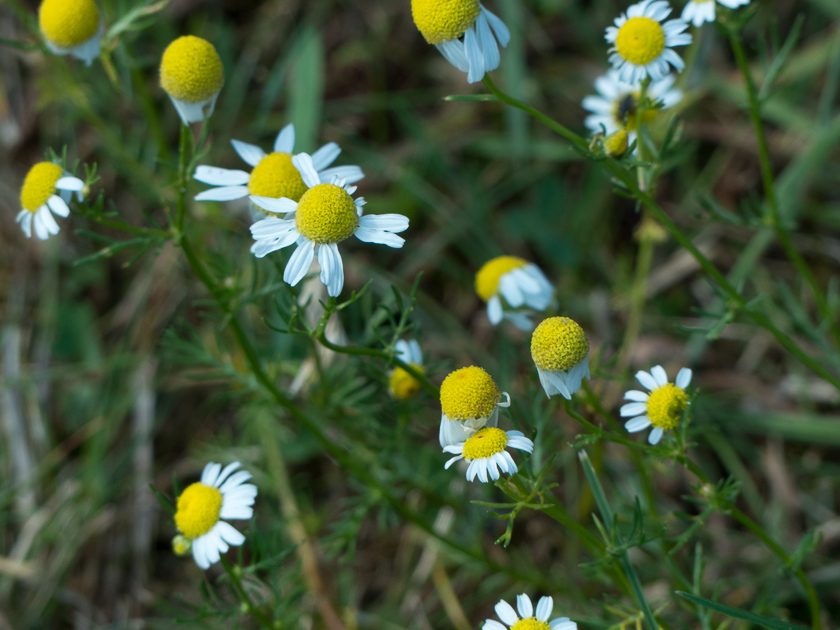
xmin=411 ymin=0 xmax=510 ymax=83
xmin=174 ymin=461 xmax=257 ymax=570
xmin=160 ymin=36 xmax=224 ymax=126
xmin=605 ymin=0 xmax=692 ymax=84
xmin=582 ymin=69 xmax=683 ymax=142
xmin=389 ymin=339 xmax=424 ymax=400
xmin=444 ymin=427 xmax=533 ymax=483
xmin=38 ymin=0 xmax=103 ymax=66
xmin=439 ymin=366 xmax=511 ymax=448
xmin=475 ymin=256 xmax=554 ymax=331
xmin=531 ymin=317 xmax=590 ymax=400
xmin=17 ymin=162 xmax=84 ymax=240
xmin=484 ymin=594 xmax=577 ymax=630
xmin=193 ymin=123 xmax=363 ymax=217
xmin=248 ymin=153 xmax=408 ymax=297
xmin=682 ymin=0 xmax=750 ymax=27
xmin=621 ymin=365 xmax=692 ymax=445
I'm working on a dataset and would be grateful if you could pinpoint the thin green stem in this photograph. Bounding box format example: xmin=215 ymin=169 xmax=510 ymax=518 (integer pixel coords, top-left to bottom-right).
xmin=635 ymin=78 xmax=651 ymax=192
xmin=220 ymin=557 xmax=275 ymax=629
xmin=176 ymin=124 xmax=191 ymax=232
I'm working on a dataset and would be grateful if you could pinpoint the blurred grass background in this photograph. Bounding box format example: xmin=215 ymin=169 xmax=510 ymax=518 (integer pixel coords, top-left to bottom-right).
xmin=1 ymin=0 xmax=840 ymax=627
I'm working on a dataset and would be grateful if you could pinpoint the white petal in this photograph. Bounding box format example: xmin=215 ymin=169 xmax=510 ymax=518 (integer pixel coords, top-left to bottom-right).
xmin=220 ymin=470 xmax=253 ymax=493
xmin=624 ymin=390 xmax=649 ymax=402
xmin=464 ymin=25 xmax=485 ymax=83
xmin=517 ymin=595 xmax=533 ymax=619
xmin=17 ymin=211 xmax=32 ymax=238
xmin=33 ymin=209 xmax=52 ymax=239
xmin=319 ymin=165 xmax=364 ymax=184
xmin=249 ymin=196 xmax=299 ymax=214
xmin=284 ymin=240 xmax=316 ymax=286
xmin=484 ymin=621 xmax=507 ymax=630
xmin=47 ymin=195 xmax=70 ymax=217
xmin=311 ymin=142 xmax=341 ymax=171
xmin=635 ymin=370 xmax=659 ymax=391
xmin=354 ymin=226 xmax=405 ymax=248
xmin=291 ymin=153 xmax=322 ymax=189
xmin=215 ymin=521 xmax=246 ymax=546
xmin=487 ymin=295 xmax=503 ymax=324
xmin=482 ymin=6 xmax=510 ymax=47
xmin=444 ymin=454 xmax=464 ymax=469
xmin=439 ymin=416 xmax=471 ymax=447
xmin=408 ymin=340 xmax=422 ymax=364
xmin=676 ymin=367 xmax=692 ymax=389
xmin=274 ymin=124 xmax=295 ymax=153
xmin=486 ymin=456 xmax=500 ymax=481
xmin=55 ymin=176 xmax=84 ymax=191
xmin=192 ymin=536 xmax=210 ymax=569
xmin=437 ymin=39 xmax=469 ymax=72
xmin=475 ymin=13 xmax=500 ymax=72
xmin=319 ymin=243 xmax=345 ymax=297
xmin=495 ymin=600 xmax=518 ymax=626
xmin=650 ymin=365 xmax=669 ymax=386
xmin=231 ymin=139 xmax=266 ymax=167
xmin=201 ymin=462 xmax=221 ymax=486
xmin=394 ymin=340 xmax=410 ymax=362
xmin=620 ymin=402 xmax=648 ymax=417
xmin=195 ymin=186 xmax=249 ymax=201
xmin=194 ymin=166 xmax=251 ymax=186
xmin=215 ymin=462 xmax=241 ymax=487
xmin=357 ymin=213 xmax=409 ymax=233
xmin=649 ymin=427 xmax=664 ymax=445
xmin=536 ymin=597 xmax=554 ymax=622
xmin=625 ymin=416 xmax=652 ymax=432
xmin=499 ymin=273 xmax=524 ymax=307
xmin=550 ymin=621 xmax=577 ymax=630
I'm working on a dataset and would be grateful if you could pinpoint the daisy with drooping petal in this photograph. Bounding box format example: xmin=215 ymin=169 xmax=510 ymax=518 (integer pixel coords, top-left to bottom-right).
xmin=439 ymin=366 xmax=510 ymax=447
xmin=682 ymin=0 xmax=750 ymax=27
xmin=531 ymin=317 xmax=590 ymax=400
xmin=411 ymin=0 xmax=510 ymax=83
xmin=38 ymin=0 xmax=103 ymax=66
xmin=249 ymin=153 xmax=408 ymax=297
xmin=605 ymin=0 xmax=691 ymax=84
xmin=160 ymin=36 xmax=224 ymax=125
xmin=484 ymin=594 xmax=578 ymax=630
xmin=17 ymin=162 xmax=85 ymax=240
xmin=193 ymin=123 xmax=363 ymax=217
xmin=621 ymin=365 xmax=692 ymax=445
xmin=475 ymin=256 xmax=554 ymax=331
xmin=389 ymin=339 xmax=424 ymax=400
xmin=443 ymin=427 xmax=533 ymax=483
xmin=582 ymin=69 xmax=683 ymax=141
xmin=174 ymin=461 xmax=257 ymax=570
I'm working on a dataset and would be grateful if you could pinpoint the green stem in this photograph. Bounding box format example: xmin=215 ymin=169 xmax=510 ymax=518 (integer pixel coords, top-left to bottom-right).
xmin=635 ymin=77 xmax=651 ymax=192
xmin=84 ymin=215 xmax=171 ymax=239
xmin=220 ymin=557 xmax=275 ymax=629
xmin=728 ymin=32 xmax=840 ymax=348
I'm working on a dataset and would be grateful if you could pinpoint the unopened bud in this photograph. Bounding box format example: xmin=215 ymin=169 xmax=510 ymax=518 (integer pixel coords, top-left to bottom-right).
xmin=604 ymin=129 xmax=628 ymax=157
xmin=172 ymin=535 xmax=191 ymax=556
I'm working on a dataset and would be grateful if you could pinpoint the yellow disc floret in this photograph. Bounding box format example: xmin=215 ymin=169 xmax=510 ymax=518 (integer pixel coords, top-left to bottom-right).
xmin=440 ymin=366 xmax=500 ymax=420
xmin=295 ymin=183 xmax=359 ymax=244
xmin=20 ymin=162 xmax=63 ymax=213
xmin=615 ymin=17 xmax=666 ymax=66
xmin=411 ymin=0 xmax=481 ymax=45
xmin=646 ymin=383 xmax=688 ymax=430
xmin=462 ymin=427 xmax=508 ymax=461
xmin=390 ymin=365 xmax=423 ymax=400
xmin=475 ymin=256 xmax=528 ymax=302
xmin=175 ymin=482 xmax=223 ymax=539
xmin=511 ymin=619 xmax=551 ymax=630
xmin=160 ymin=36 xmax=224 ymax=103
xmin=39 ymin=0 xmax=99 ymax=48
xmin=531 ymin=316 xmax=589 ymax=372
xmin=248 ymin=153 xmax=308 ymax=204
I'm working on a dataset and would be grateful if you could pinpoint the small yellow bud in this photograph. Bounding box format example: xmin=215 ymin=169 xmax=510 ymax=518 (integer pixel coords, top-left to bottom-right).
xmin=604 ymin=129 xmax=628 ymax=157
xmin=172 ymin=535 xmax=191 ymax=556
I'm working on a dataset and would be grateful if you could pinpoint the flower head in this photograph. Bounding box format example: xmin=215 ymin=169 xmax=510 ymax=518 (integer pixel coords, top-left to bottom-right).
xmin=160 ymin=36 xmax=224 ymax=125
xmin=443 ymin=427 xmax=533 ymax=483
xmin=439 ymin=366 xmax=510 ymax=447
xmin=17 ymin=161 xmax=84 ymax=240
xmin=411 ymin=0 xmax=510 ymax=83
xmin=389 ymin=339 xmax=424 ymax=400
xmin=682 ymin=0 xmax=750 ymax=27
xmin=605 ymin=0 xmax=691 ymax=83
xmin=484 ymin=594 xmax=577 ymax=630
xmin=194 ymin=124 xmax=363 ymax=218
xmin=476 ymin=256 xmax=554 ymax=330
xmin=39 ymin=0 xmax=102 ymax=66
xmin=174 ymin=461 xmax=257 ymax=569
xmin=531 ymin=317 xmax=590 ymax=399
xmin=249 ymin=153 xmax=408 ymax=297
xmin=621 ymin=365 xmax=692 ymax=444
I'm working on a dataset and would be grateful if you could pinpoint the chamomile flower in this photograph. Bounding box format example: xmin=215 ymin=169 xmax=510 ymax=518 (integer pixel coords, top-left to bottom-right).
xmin=621 ymin=365 xmax=692 ymax=445
xmin=38 ymin=0 xmax=103 ymax=66
xmin=411 ymin=0 xmax=510 ymax=83
xmin=682 ymin=0 xmax=750 ymax=27
xmin=531 ymin=317 xmax=590 ymax=400
xmin=249 ymin=153 xmax=408 ymax=297
xmin=475 ymin=256 xmax=554 ymax=331
xmin=484 ymin=594 xmax=577 ymax=630
xmin=390 ymin=339 xmax=424 ymax=400
xmin=582 ymin=69 xmax=683 ymax=140
xmin=174 ymin=461 xmax=257 ymax=570
xmin=17 ymin=162 xmax=84 ymax=240
xmin=443 ymin=427 xmax=533 ymax=483
xmin=605 ymin=0 xmax=691 ymax=84
xmin=439 ymin=366 xmax=510 ymax=447
xmin=160 ymin=36 xmax=224 ymax=125
xmin=193 ymin=124 xmax=363 ymax=217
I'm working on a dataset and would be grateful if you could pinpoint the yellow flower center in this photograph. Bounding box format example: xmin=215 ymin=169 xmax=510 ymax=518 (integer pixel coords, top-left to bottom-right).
xmin=389 ymin=364 xmax=423 ymax=400
xmin=160 ymin=36 xmax=224 ymax=103
xmin=475 ymin=256 xmax=528 ymax=302
xmin=612 ymin=93 xmax=658 ymax=131
xmin=39 ymin=0 xmax=99 ymax=48
xmin=511 ymin=619 xmax=551 ymax=630
xmin=20 ymin=162 xmax=63 ymax=213
xmin=531 ymin=316 xmax=589 ymax=372
xmin=295 ymin=183 xmax=359 ymax=244
xmin=175 ymin=482 xmax=223 ymax=539
xmin=462 ymin=427 xmax=508 ymax=461
xmin=411 ymin=0 xmax=481 ymax=45
xmin=646 ymin=383 xmax=688 ymax=430
xmin=440 ymin=366 xmax=500 ymax=420
xmin=615 ymin=17 xmax=666 ymax=66
xmin=248 ymin=153 xmax=308 ymax=206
